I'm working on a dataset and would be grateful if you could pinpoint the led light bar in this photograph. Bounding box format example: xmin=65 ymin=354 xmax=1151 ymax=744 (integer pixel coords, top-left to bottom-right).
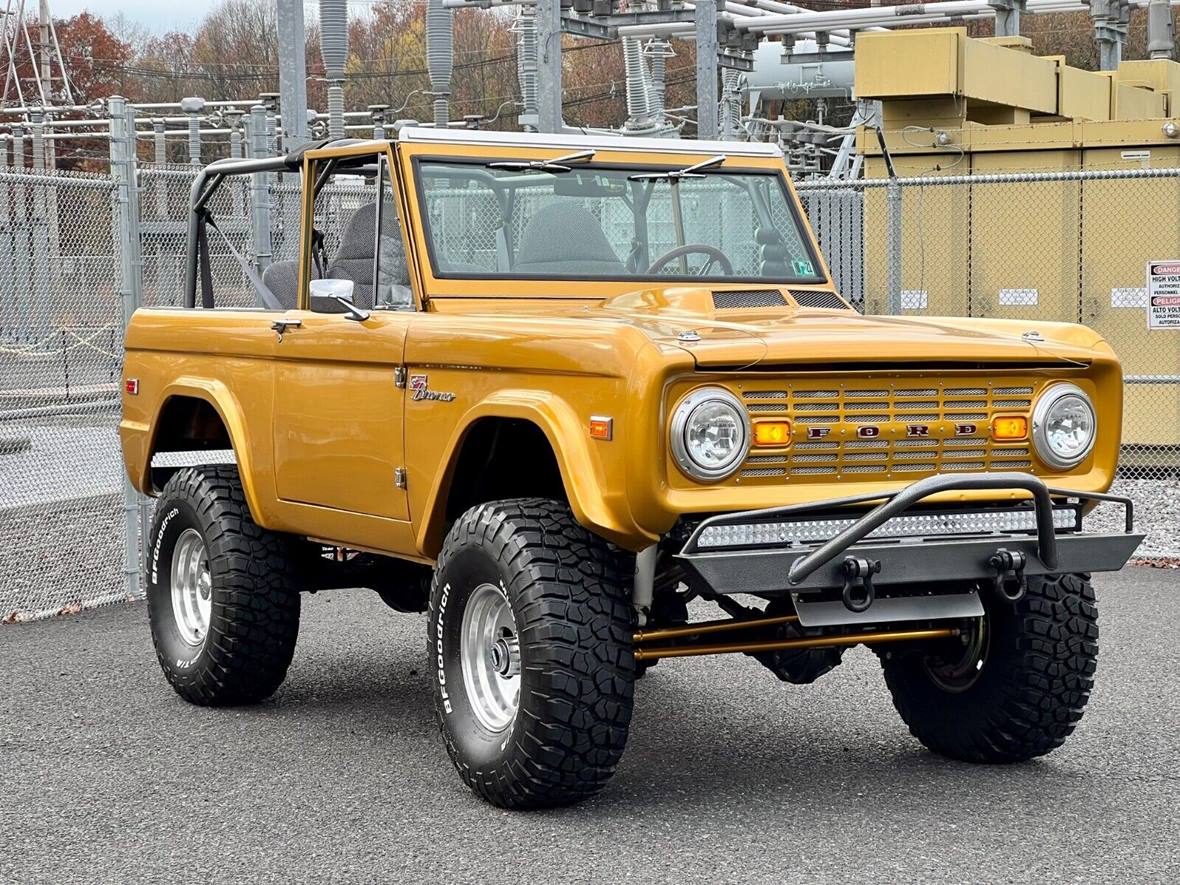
xmin=695 ymin=508 xmax=1078 ymax=550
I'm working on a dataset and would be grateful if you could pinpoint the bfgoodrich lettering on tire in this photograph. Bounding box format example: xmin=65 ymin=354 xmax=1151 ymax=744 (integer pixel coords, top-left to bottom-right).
xmin=147 ymin=466 xmax=301 ymax=706
xmin=429 ymin=498 xmax=635 ymax=809
xmin=878 ymin=573 xmax=1099 ymax=762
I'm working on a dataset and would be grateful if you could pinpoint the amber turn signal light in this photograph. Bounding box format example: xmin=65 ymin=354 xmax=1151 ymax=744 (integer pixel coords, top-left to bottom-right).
xmin=991 ymin=415 xmax=1028 ymax=441
xmin=753 ymin=420 xmax=792 ymax=447
xmin=589 ymin=416 xmax=613 ymax=441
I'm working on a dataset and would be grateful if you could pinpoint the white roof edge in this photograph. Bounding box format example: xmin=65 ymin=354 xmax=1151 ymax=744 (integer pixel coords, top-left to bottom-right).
xmin=396 ymin=126 xmax=783 ymax=158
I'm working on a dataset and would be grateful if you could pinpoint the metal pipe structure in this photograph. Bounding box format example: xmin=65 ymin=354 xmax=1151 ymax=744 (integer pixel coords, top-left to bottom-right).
xmin=695 ymin=0 xmax=721 ymax=140
xmin=426 ymin=0 xmax=455 ymax=128
xmin=320 ymin=0 xmax=350 ymax=139
xmin=1147 ymin=0 xmax=1176 ymax=58
xmin=990 ymin=0 xmax=1026 ymax=36
xmin=535 ymin=0 xmax=564 ymax=133
xmin=180 ymin=96 xmax=205 ymax=166
xmin=516 ymin=7 xmax=540 ymax=131
xmin=151 ymin=119 xmax=166 ymax=164
xmin=720 ymin=67 xmax=742 ymax=139
xmin=611 ymin=0 xmax=1180 ymax=39
xmin=645 ymin=37 xmax=675 ymax=128
xmin=248 ymin=105 xmax=273 ymax=277
xmin=622 ymin=36 xmax=656 ymax=133
xmin=108 ymin=95 xmax=145 ymax=602
xmin=277 ymin=0 xmax=311 ymax=150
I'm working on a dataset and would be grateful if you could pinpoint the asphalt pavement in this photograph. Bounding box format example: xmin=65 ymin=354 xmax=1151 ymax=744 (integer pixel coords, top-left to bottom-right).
xmin=2 ymin=567 xmax=1178 ymax=884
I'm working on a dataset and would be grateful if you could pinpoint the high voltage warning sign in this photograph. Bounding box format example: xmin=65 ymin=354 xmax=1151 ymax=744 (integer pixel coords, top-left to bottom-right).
xmin=1146 ymin=262 xmax=1180 ymax=329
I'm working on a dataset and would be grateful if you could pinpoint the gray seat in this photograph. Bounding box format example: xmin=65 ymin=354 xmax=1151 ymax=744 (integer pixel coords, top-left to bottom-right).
xmin=513 ymin=202 xmax=624 ymax=276
xmin=260 ymin=260 xmax=304 ymax=311
xmin=327 ymin=201 xmax=410 ymax=308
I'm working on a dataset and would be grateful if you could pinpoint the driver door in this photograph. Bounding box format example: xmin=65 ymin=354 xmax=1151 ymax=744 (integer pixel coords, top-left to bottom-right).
xmin=271 ymin=144 xmax=413 ymax=522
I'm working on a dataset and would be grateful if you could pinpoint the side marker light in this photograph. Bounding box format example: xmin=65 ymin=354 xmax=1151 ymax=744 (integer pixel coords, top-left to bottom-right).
xmin=589 ymin=416 xmax=613 ymax=441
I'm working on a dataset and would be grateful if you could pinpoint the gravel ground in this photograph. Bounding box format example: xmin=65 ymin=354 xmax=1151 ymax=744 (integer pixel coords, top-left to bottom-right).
xmin=1085 ymin=477 xmax=1180 ymax=560
xmin=2 ymin=567 xmax=1177 ymax=884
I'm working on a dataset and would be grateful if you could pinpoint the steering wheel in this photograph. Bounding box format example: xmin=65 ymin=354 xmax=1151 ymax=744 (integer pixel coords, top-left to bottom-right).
xmin=647 ymin=244 xmax=734 ymax=276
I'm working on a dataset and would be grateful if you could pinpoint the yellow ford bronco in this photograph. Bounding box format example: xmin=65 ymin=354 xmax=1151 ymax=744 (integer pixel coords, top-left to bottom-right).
xmin=121 ymin=129 xmax=1142 ymax=809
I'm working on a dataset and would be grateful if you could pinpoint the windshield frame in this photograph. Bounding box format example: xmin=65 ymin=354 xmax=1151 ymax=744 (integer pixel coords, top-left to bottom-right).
xmin=408 ymin=154 xmax=828 ymax=288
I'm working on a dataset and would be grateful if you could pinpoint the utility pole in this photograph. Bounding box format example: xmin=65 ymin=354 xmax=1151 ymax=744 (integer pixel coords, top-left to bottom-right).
xmin=276 ymin=0 xmax=310 ymax=150
xmin=535 ymin=0 xmax=563 ymax=133
xmin=695 ymin=0 xmax=720 ymax=140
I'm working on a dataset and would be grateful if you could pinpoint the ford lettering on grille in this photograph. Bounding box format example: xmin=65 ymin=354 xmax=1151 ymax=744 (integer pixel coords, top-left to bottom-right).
xmin=731 ymin=379 xmax=1042 ymax=483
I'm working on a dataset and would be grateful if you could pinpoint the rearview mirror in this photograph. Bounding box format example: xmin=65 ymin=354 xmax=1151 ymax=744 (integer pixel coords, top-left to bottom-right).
xmin=309 ymin=278 xmax=369 ymax=322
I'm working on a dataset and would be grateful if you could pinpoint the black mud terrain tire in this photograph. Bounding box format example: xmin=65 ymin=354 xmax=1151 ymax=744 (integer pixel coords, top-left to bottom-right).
xmin=146 ymin=466 xmax=301 ymax=706
xmin=429 ymin=498 xmax=635 ymax=809
xmin=879 ymin=573 xmax=1098 ymax=762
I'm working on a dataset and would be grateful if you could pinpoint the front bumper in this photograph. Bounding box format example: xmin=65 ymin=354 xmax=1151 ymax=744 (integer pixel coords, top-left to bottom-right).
xmin=676 ymin=472 xmax=1143 ymax=626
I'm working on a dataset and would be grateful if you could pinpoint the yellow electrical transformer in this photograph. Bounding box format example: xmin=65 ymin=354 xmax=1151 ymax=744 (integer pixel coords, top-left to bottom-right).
xmin=855 ymin=28 xmax=1180 ymax=456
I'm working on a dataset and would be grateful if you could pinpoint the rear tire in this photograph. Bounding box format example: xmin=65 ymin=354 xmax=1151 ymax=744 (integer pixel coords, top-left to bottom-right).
xmin=429 ymin=498 xmax=635 ymax=809
xmin=879 ymin=573 xmax=1098 ymax=763
xmin=146 ymin=466 xmax=300 ymax=706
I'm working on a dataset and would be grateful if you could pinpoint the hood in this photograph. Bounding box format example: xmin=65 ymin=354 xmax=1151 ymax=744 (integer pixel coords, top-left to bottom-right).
xmin=590 ymin=286 xmax=1104 ymax=368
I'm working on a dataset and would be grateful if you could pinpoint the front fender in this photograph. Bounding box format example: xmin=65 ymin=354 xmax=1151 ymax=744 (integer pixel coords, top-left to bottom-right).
xmin=415 ymin=389 xmax=654 ymax=557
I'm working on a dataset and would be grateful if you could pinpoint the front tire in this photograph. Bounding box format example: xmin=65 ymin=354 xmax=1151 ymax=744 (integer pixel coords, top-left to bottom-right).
xmin=879 ymin=573 xmax=1098 ymax=763
xmin=429 ymin=499 xmax=635 ymax=809
xmin=146 ymin=466 xmax=301 ymax=706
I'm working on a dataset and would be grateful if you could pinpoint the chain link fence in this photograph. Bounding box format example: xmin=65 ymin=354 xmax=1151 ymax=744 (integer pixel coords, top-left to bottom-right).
xmin=0 ymin=167 xmax=127 ymax=620
xmin=2 ymin=152 xmax=1177 ymax=622
xmin=798 ymin=168 xmax=1180 ymax=558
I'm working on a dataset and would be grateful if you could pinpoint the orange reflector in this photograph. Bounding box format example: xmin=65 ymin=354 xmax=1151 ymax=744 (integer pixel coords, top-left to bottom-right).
xmin=589 ymin=416 xmax=613 ymax=441
xmin=992 ymin=415 xmax=1028 ymax=441
xmin=753 ymin=420 xmax=792 ymax=447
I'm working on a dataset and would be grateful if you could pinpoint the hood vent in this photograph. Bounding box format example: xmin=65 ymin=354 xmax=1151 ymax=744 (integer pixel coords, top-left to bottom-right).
xmin=712 ymin=289 xmax=788 ymax=310
xmin=791 ymin=290 xmax=849 ymax=310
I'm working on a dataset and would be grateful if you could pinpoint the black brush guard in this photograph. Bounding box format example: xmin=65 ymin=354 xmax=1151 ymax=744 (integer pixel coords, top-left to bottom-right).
xmin=677 ymin=473 xmax=1143 ymax=627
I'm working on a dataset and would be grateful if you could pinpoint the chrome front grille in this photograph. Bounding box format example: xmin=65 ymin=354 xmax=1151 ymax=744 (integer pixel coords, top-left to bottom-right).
xmin=733 ymin=380 xmax=1041 ymax=484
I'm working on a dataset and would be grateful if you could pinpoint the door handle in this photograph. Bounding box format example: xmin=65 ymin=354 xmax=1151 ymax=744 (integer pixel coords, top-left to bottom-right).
xmin=271 ymin=318 xmax=302 ymax=342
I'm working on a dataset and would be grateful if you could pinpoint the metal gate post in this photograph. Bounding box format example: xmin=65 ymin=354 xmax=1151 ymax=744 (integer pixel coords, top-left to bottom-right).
xmin=0 ymin=134 xmax=10 ymax=333
xmin=249 ymin=105 xmax=274 ymax=274
xmin=29 ymin=112 xmax=50 ymax=338
xmin=11 ymin=125 xmax=30 ymax=340
xmin=110 ymin=96 xmax=147 ymax=598
xmin=886 ymin=179 xmax=902 ymax=315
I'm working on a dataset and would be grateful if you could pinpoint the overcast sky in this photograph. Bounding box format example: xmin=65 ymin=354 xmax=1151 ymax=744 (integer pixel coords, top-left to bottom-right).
xmin=51 ymin=1 xmax=216 ymax=33
xmin=49 ymin=2 xmax=376 ymax=35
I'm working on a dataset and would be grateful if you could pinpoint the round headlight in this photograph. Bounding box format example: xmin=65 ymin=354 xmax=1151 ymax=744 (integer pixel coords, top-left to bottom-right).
xmin=1032 ymin=383 xmax=1097 ymax=469
xmin=670 ymin=387 xmax=751 ymax=482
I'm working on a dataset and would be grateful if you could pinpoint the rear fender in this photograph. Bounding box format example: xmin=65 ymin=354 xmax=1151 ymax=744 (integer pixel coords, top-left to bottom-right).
xmin=138 ymin=377 xmax=266 ymax=522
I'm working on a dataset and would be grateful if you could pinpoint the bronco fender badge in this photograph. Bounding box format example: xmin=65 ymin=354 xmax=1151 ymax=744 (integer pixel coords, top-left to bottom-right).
xmin=409 ymin=374 xmax=456 ymax=403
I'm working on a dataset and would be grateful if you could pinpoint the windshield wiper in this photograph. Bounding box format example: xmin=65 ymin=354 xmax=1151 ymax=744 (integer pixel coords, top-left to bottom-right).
xmin=487 ymin=150 xmax=595 ymax=174
xmin=628 ymin=154 xmax=726 ymax=182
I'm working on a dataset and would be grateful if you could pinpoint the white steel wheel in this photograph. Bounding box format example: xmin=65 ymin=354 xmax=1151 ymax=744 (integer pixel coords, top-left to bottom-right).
xmin=460 ymin=583 xmax=521 ymax=733
xmin=170 ymin=528 xmax=212 ymax=647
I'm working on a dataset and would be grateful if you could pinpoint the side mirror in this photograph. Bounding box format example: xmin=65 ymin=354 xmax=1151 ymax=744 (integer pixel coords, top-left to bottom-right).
xmin=310 ymin=278 xmax=369 ymax=322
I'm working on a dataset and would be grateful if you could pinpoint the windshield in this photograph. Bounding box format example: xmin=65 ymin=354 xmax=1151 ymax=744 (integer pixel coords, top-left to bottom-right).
xmin=414 ymin=160 xmax=824 ymax=284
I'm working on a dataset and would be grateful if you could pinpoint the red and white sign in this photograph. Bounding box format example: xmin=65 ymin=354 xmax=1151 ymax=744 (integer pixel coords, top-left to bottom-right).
xmin=1147 ymin=262 xmax=1180 ymax=329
